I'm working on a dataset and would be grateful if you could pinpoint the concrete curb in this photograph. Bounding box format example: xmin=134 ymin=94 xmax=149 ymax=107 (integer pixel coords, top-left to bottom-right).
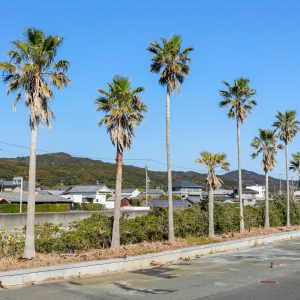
xmin=1 ymin=230 xmax=300 ymax=287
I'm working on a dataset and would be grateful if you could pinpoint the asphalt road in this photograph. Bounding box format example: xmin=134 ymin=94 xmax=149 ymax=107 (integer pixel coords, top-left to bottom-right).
xmin=1 ymin=238 xmax=300 ymax=300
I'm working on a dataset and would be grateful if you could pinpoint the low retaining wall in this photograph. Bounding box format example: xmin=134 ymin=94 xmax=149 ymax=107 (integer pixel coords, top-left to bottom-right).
xmin=0 ymin=207 xmax=150 ymax=231
xmin=1 ymin=230 xmax=300 ymax=287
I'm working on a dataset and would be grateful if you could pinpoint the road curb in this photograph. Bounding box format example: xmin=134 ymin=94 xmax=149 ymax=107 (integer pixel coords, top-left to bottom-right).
xmin=1 ymin=230 xmax=300 ymax=287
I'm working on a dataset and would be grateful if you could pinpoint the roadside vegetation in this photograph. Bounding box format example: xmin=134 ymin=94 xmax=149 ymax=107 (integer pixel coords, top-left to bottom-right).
xmin=1 ymin=195 xmax=300 ymax=261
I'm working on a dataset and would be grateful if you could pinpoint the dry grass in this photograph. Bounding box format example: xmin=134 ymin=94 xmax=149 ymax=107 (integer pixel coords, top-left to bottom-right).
xmin=1 ymin=225 xmax=299 ymax=272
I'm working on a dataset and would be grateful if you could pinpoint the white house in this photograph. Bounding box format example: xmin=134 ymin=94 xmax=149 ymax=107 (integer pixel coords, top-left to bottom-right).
xmin=121 ymin=188 xmax=140 ymax=198
xmin=246 ymin=185 xmax=265 ymax=200
xmin=62 ymin=184 xmax=112 ymax=206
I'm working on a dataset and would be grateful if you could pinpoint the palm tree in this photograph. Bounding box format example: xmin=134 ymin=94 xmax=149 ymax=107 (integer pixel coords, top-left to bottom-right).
xmin=95 ymin=76 xmax=146 ymax=248
xmin=273 ymin=110 xmax=300 ymax=226
xmin=251 ymin=129 xmax=283 ymax=228
xmin=196 ymin=151 xmax=230 ymax=237
xmin=0 ymin=28 xmax=70 ymax=258
xmin=148 ymin=35 xmax=193 ymax=241
xmin=219 ymin=78 xmax=257 ymax=233
xmin=290 ymin=152 xmax=300 ymax=189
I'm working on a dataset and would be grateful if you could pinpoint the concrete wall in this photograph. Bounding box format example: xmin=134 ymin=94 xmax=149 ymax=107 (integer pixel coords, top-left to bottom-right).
xmin=0 ymin=208 xmax=150 ymax=231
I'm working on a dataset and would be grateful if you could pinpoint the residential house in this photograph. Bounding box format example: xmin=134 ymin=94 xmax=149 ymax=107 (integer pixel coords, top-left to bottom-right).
xmin=121 ymin=188 xmax=140 ymax=198
xmin=172 ymin=180 xmax=203 ymax=199
xmin=246 ymin=185 xmax=266 ymax=200
xmin=62 ymin=184 xmax=112 ymax=205
xmin=0 ymin=192 xmax=72 ymax=205
xmin=0 ymin=178 xmax=30 ymax=192
xmin=232 ymin=188 xmax=258 ymax=206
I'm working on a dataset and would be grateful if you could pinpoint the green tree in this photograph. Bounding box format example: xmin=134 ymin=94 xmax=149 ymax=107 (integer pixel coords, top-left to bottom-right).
xmin=95 ymin=76 xmax=147 ymax=248
xmin=219 ymin=78 xmax=257 ymax=233
xmin=251 ymin=129 xmax=283 ymax=228
xmin=273 ymin=110 xmax=300 ymax=226
xmin=0 ymin=28 xmax=70 ymax=258
xmin=290 ymin=152 xmax=300 ymax=189
xmin=196 ymin=151 xmax=230 ymax=237
xmin=148 ymin=35 xmax=193 ymax=241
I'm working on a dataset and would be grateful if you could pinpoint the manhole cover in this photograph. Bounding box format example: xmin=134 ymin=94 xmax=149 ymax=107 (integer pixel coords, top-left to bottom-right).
xmin=259 ymin=280 xmax=279 ymax=285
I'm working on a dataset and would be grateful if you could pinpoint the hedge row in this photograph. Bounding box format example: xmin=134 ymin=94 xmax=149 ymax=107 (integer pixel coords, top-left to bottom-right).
xmin=0 ymin=196 xmax=299 ymax=257
xmin=0 ymin=203 xmax=70 ymax=213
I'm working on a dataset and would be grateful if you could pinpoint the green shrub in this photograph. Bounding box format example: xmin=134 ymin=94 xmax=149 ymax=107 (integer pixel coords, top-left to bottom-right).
xmin=1 ymin=197 xmax=300 ymax=257
xmin=0 ymin=203 xmax=70 ymax=213
xmin=81 ymin=203 xmax=104 ymax=211
xmin=0 ymin=229 xmax=24 ymax=258
xmin=174 ymin=206 xmax=207 ymax=237
xmin=214 ymin=203 xmax=240 ymax=234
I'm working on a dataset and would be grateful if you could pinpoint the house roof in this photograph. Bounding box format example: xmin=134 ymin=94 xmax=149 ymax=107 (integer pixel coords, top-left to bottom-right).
xmin=173 ymin=180 xmax=202 ymax=189
xmin=148 ymin=200 xmax=190 ymax=207
xmin=121 ymin=188 xmax=138 ymax=193
xmin=0 ymin=192 xmax=72 ymax=203
xmin=147 ymin=189 xmax=167 ymax=195
xmin=233 ymin=188 xmax=259 ymax=194
xmin=0 ymin=180 xmax=29 ymax=191
xmin=186 ymin=195 xmax=201 ymax=204
xmin=44 ymin=190 xmax=66 ymax=196
xmin=64 ymin=185 xmax=109 ymax=194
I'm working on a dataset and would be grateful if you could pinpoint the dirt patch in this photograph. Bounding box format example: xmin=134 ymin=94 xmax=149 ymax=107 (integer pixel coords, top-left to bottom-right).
xmin=0 ymin=226 xmax=299 ymax=272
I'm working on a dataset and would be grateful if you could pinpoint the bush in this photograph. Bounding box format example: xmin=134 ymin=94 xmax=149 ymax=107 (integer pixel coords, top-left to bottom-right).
xmin=0 ymin=203 xmax=70 ymax=213
xmin=214 ymin=203 xmax=240 ymax=234
xmin=1 ymin=197 xmax=300 ymax=257
xmin=81 ymin=203 xmax=104 ymax=211
xmin=0 ymin=229 xmax=24 ymax=258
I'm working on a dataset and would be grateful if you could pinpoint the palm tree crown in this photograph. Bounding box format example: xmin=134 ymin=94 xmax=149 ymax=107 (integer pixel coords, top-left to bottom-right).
xmin=0 ymin=28 xmax=70 ymax=129
xmin=290 ymin=152 xmax=300 ymax=172
xmin=219 ymin=78 xmax=257 ymax=123
xmin=251 ymin=129 xmax=283 ymax=172
xmin=196 ymin=151 xmax=230 ymax=189
xmin=272 ymin=110 xmax=300 ymax=144
xmin=147 ymin=35 xmax=193 ymax=94
xmin=95 ymin=76 xmax=147 ymax=152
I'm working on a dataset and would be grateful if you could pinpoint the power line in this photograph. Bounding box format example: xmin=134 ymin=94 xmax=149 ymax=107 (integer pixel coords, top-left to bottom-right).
xmin=0 ymin=140 xmax=227 ymax=174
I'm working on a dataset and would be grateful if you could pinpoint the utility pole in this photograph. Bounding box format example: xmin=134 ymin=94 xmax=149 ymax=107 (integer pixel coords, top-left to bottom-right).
xmin=145 ymin=159 xmax=150 ymax=206
xmin=14 ymin=177 xmax=23 ymax=213
xmin=279 ymin=173 xmax=283 ymax=194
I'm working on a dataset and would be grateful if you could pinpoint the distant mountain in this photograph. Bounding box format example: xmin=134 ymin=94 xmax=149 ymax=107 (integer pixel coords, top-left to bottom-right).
xmin=0 ymin=152 xmax=287 ymax=190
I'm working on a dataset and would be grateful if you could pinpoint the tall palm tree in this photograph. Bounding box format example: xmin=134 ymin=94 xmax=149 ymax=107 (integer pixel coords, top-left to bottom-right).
xmin=251 ymin=129 xmax=282 ymax=228
xmin=148 ymin=35 xmax=193 ymax=241
xmin=219 ymin=78 xmax=257 ymax=233
xmin=196 ymin=151 xmax=230 ymax=237
xmin=273 ymin=110 xmax=300 ymax=226
xmin=290 ymin=152 xmax=300 ymax=189
xmin=0 ymin=28 xmax=70 ymax=258
xmin=95 ymin=76 xmax=146 ymax=248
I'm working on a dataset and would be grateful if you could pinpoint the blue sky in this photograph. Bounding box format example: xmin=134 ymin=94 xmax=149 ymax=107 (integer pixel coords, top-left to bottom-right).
xmin=0 ymin=0 xmax=300 ymax=178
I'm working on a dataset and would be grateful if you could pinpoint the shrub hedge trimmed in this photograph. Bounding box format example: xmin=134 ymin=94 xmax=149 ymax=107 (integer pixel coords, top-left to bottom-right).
xmin=0 ymin=203 xmax=70 ymax=213
xmin=81 ymin=203 xmax=104 ymax=211
xmin=0 ymin=195 xmax=299 ymax=258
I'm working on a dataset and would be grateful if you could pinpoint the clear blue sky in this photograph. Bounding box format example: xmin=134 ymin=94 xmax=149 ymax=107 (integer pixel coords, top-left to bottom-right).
xmin=0 ymin=0 xmax=300 ymax=179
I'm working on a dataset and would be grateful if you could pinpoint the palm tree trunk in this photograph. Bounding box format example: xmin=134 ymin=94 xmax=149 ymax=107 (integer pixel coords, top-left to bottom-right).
xmin=23 ymin=126 xmax=37 ymax=259
xmin=166 ymin=90 xmax=174 ymax=241
xmin=208 ymin=187 xmax=214 ymax=238
xmin=265 ymin=171 xmax=270 ymax=229
xmin=285 ymin=143 xmax=290 ymax=227
xmin=237 ymin=119 xmax=245 ymax=232
xmin=111 ymin=148 xmax=123 ymax=248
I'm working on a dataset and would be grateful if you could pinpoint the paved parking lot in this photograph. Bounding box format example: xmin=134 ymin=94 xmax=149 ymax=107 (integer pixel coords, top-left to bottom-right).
xmin=1 ymin=238 xmax=300 ymax=299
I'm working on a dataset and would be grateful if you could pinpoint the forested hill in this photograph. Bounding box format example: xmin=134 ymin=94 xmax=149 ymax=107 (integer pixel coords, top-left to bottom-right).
xmin=0 ymin=152 xmax=284 ymax=190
